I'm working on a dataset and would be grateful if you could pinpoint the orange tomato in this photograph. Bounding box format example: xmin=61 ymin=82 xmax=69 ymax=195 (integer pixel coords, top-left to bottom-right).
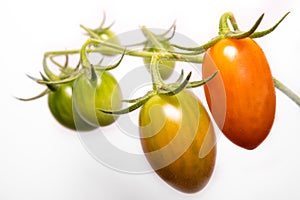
xmin=202 ymin=37 xmax=276 ymax=150
xmin=139 ymin=90 xmax=216 ymax=193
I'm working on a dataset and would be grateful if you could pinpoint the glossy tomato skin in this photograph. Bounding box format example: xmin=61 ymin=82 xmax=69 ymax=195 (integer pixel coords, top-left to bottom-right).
xmin=143 ymin=41 xmax=175 ymax=80
xmin=202 ymin=38 xmax=276 ymax=150
xmin=73 ymin=70 xmax=122 ymax=127
xmin=139 ymin=90 xmax=216 ymax=193
xmin=48 ymin=82 xmax=96 ymax=131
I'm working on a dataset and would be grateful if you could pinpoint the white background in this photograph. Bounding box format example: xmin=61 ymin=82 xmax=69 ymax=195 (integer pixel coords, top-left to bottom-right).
xmin=1 ymin=0 xmax=300 ymax=199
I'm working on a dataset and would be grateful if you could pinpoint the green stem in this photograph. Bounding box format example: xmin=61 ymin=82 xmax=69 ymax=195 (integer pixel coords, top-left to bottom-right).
xmin=45 ymin=40 xmax=203 ymax=63
xmin=171 ymin=35 xmax=222 ymax=53
xmin=80 ymin=39 xmax=93 ymax=69
xmin=44 ymin=49 xmax=81 ymax=57
xmin=149 ymin=54 xmax=164 ymax=90
xmin=44 ymin=42 xmax=300 ymax=110
xmin=43 ymin=56 xmax=59 ymax=80
xmin=219 ymin=12 xmax=239 ymax=35
xmin=274 ymin=77 xmax=300 ymax=107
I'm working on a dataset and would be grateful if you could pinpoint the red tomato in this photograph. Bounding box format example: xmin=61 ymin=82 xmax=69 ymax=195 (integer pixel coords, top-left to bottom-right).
xmin=202 ymin=37 xmax=276 ymax=150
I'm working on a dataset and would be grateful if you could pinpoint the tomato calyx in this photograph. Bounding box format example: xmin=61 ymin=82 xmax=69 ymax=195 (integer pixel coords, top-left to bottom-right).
xmin=171 ymin=12 xmax=290 ymax=55
xmin=141 ymin=25 xmax=177 ymax=80
xmin=81 ymin=12 xmax=115 ymax=39
xmin=80 ymin=12 xmax=121 ymax=57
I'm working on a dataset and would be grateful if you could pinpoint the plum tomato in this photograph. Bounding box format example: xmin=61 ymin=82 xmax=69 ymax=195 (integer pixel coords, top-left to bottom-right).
xmin=72 ymin=69 xmax=122 ymax=127
xmin=139 ymin=90 xmax=216 ymax=193
xmin=202 ymin=37 xmax=276 ymax=150
xmin=143 ymin=41 xmax=175 ymax=80
xmin=48 ymin=81 xmax=96 ymax=131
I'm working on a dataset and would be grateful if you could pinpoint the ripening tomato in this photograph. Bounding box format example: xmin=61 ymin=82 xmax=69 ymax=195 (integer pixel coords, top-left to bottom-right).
xmin=48 ymin=81 xmax=96 ymax=131
xmin=72 ymin=69 xmax=122 ymax=127
xmin=139 ymin=90 xmax=216 ymax=193
xmin=143 ymin=41 xmax=175 ymax=80
xmin=202 ymin=37 xmax=276 ymax=150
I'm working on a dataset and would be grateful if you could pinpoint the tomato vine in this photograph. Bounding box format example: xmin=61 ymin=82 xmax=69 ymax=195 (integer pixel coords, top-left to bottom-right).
xmin=17 ymin=10 xmax=300 ymax=194
xmin=18 ymin=11 xmax=299 ymax=126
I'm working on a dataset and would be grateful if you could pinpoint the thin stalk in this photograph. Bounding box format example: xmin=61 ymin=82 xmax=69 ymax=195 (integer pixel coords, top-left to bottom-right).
xmin=149 ymin=54 xmax=164 ymax=90
xmin=219 ymin=12 xmax=240 ymax=35
xmin=274 ymin=77 xmax=300 ymax=107
xmin=44 ymin=40 xmax=203 ymax=63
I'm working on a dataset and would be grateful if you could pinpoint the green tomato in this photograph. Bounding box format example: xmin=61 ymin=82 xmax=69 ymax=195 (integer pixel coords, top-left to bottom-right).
xmin=73 ymin=69 xmax=122 ymax=127
xmin=96 ymin=29 xmax=120 ymax=56
xmin=143 ymin=41 xmax=175 ymax=80
xmin=139 ymin=90 xmax=216 ymax=193
xmin=48 ymin=82 xmax=96 ymax=131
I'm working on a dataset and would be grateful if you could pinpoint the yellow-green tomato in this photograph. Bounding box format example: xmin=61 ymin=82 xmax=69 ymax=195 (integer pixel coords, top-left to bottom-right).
xmin=139 ymin=90 xmax=216 ymax=193
xmin=73 ymin=70 xmax=122 ymax=127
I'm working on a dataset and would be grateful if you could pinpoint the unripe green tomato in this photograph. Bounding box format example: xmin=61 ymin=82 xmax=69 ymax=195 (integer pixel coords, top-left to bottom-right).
xmin=143 ymin=41 xmax=175 ymax=80
xmin=48 ymin=82 xmax=96 ymax=131
xmin=73 ymin=69 xmax=122 ymax=127
xmin=97 ymin=29 xmax=120 ymax=56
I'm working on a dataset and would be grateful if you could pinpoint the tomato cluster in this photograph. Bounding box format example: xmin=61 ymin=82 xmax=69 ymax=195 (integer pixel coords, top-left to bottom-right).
xmin=19 ymin=12 xmax=297 ymax=194
xmin=43 ymin=68 xmax=122 ymax=131
xmin=19 ymin=21 xmax=124 ymax=131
